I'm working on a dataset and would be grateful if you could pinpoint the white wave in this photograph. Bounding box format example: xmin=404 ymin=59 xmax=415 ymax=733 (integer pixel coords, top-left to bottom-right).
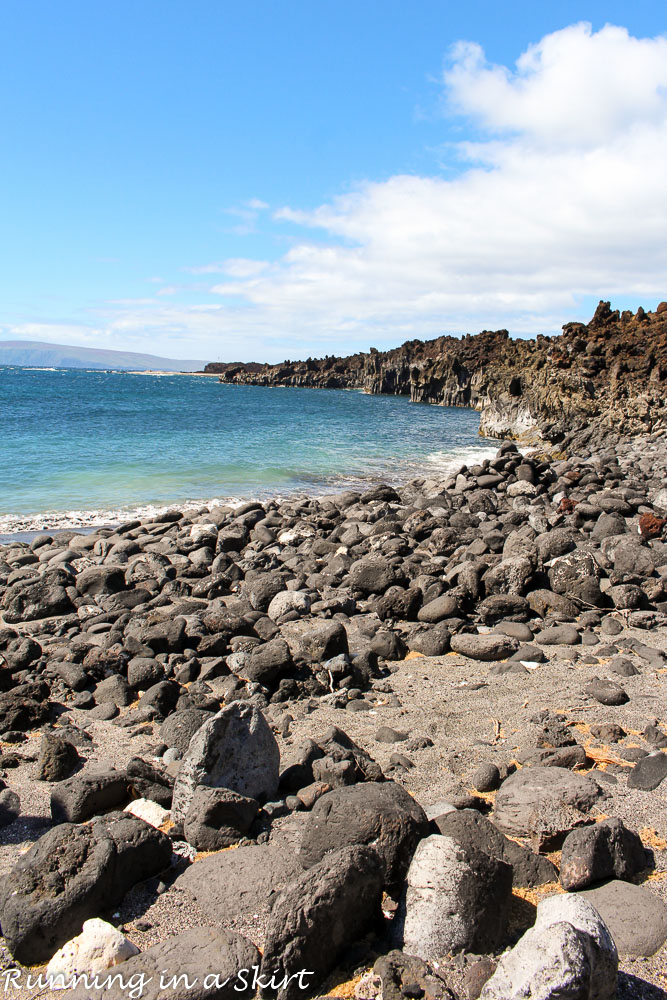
xmin=424 ymin=444 xmax=501 ymax=472
xmin=0 ymin=444 xmax=518 ymax=537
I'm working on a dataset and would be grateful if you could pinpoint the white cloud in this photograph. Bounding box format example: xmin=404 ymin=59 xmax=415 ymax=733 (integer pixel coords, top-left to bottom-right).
xmin=6 ymin=23 xmax=667 ymax=362
xmin=200 ymin=22 xmax=667 ymax=352
xmin=186 ymin=258 xmax=269 ymax=278
xmin=444 ymin=24 xmax=667 ymax=148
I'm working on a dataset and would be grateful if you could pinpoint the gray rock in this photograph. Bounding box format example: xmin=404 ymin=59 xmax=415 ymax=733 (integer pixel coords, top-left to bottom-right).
xmin=375 ymin=726 xmax=408 ymax=744
xmin=50 ymin=766 xmax=129 ymax=823
xmin=534 ymin=624 xmax=580 ymax=645
xmin=171 ymin=702 xmax=280 ymax=824
xmin=93 ymin=674 xmax=133 ymax=707
xmin=560 ymin=817 xmax=646 ymax=890
xmin=480 ymin=894 xmax=617 ymax=1000
xmin=247 ymin=574 xmax=286 ymax=612
xmin=0 ymin=682 xmax=50 ymax=732
xmin=627 ymin=750 xmax=667 ymax=790
xmin=126 ymin=757 xmax=174 ymax=807
xmin=298 ymin=780 xmax=428 ymax=888
xmin=141 ymin=619 xmax=186 ymax=654
xmin=75 ymin=565 xmax=126 ymax=597
xmin=183 ymin=786 xmax=259 ymax=851
xmin=1 ymin=570 xmax=74 ymax=623
xmin=37 ymin=733 xmax=81 ymax=782
xmin=549 ymin=550 xmax=602 ymax=605
xmin=482 ymin=556 xmax=533 ymax=596
xmin=288 ymin=620 xmax=349 ymax=664
xmin=577 ymin=879 xmax=667 ymax=957
xmin=601 ymin=615 xmax=624 ymax=635
xmin=585 ymin=676 xmax=629 ymax=706
xmin=243 ymin=638 xmax=293 ymax=683
xmin=160 ymin=708 xmax=212 ymax=754
xmin=69 ymin=926 xmax=260 ymax=1000
xmin=406 ymin=624 xmax=451 ymax=656
xmin=399 ymin=834 xmax=512 ymax=959
xmin=494 ymin=621 xmax=534 ymax=641
xmin=612 ymin=539 xmax=656 ymax=579
xmin=175 ymin=842 xmax=302 ymax=921
xmin=137 ymin=679 xmax=180 ymax=717
xmin=260 ymin=845 xmax=383 ymax=999
xmin=0 ymin=787 xmax=20 ymax=827
xmin=127 ymin=656 xmax=165 ymax=689
xmin=450 ymin=633 xmax=519 ymax=661
xmin=472 ymin=763 xmax=501 ymax=792
xmin=476 ymin=595 xmax=530 ymax=623
xmin=267 ymin=590 xmax=311 ymax=623
xmin=348 ymin=556 xmax=400 ymax=594
xmin=493 ymin=766 xmax=602 ymax=840
xmin=0 ymin=813 xmax=172 ymax=964
xmin=417 ymin=594 xmax=459 ymax=623
xmin=606 ymin=655 xmax=639 ymax=676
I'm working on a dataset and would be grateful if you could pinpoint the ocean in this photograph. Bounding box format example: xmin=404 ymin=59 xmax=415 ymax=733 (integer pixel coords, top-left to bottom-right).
xmin=0 ymin=366 xmax=498 ymax=535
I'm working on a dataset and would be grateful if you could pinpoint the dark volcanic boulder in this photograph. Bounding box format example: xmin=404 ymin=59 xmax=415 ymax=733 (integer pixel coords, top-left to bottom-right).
xmin=348 ymin=555 xmax=401 ymax=594
xmin=0 ymin=787 xmax=20 ymax=827
xmin=0 ymin=813 xmax=172 ymax=964
xmin=244 ymin=638 xmax=293 ymax=683
xmin=585 ymin=677 xmax=629 ymax=706
xmin=450 ymin=633 xmax=519 ymax=661
xmin=183 ymin=786 xmax=259 ymax=851
xmin=37 ymin=733 xmax=81 ymax=782
xmin=1 ymin=570 xmax=74 ymax=623
xmin=627 ymin=751 xmax=667 ymax=790
xmin=298 ymin=781 xmax=428 ymax=887
xmin=560 ymin=817 xmax=646 ymax=890
xmin=160 ymin=707 xmax=213 ymax=754
xmin=171 ymin=702 xmax=280 ymax=824
xmin=435 ymin=808 xmax=557 ymax=887
xmin=493 ymin=767 xmax=603 ymax=840
xmin=407 ymin=624 xmax=452 ymax=656
xmin=126 ymin=757 xmax=174 ymax=806
xmin=288 ymin=620 xmax=349 ymax=664
xmin=548 ymin=550 xmax=603 ymax=605
xmin=175 ymin=842 xmax=302 ymax=922
xmin=0 ymin=683 xmax=50 ymax=733
xmin=50 ymin=766 xmax=130 ymax=823
xmin=260 ymin=845 xmax=383 ymax=999
xmin=417 ymin=594 xmax=459 ymax=623
xmin=140 ymin=619 xmax=186 ymax=654
xmin=75 ymin=565 xmax=126 ymax=597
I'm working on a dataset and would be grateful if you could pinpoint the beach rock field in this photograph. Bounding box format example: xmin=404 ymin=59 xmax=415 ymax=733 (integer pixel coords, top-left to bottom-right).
xmin=1 ymin=434 xmax=667 ymax=998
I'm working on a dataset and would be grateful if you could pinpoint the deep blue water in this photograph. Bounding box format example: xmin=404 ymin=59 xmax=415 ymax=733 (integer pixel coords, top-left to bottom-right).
xmin=0 ymin=367 xmax=497 ymax=532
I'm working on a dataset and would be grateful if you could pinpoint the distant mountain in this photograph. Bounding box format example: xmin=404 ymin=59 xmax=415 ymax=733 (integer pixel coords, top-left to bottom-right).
xmin=0 ymin=340 xmax=207 ymax=371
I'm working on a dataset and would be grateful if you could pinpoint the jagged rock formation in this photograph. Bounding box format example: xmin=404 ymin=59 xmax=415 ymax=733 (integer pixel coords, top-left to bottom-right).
xmin=215 ymin=302 xmax=667 ymax=449
xmin=202 ymin=360 xmax=265 ymax=375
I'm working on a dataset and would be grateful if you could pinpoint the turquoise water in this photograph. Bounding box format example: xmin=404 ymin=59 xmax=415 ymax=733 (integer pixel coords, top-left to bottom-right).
xmin=0 ymin=366 xmax=497 ymax=531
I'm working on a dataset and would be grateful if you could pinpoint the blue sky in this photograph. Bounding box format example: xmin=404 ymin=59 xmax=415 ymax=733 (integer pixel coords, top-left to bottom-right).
xmin=1 ymin=1 xmax=666 ymax=362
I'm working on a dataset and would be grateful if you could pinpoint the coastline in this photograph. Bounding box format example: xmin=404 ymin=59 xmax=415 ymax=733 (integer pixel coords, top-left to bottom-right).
xmin=0 ymin=440 xmax=502 ymax=539
xmin=1 ymin=429 xmax=667 ymax=997
xmin=125 ymin=370 xmax=221 ymax=377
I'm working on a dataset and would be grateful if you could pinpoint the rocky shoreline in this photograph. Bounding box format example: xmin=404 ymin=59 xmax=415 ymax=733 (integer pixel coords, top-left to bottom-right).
xmin=210 ymin=301 xmax=667 ymax=453
xmin=1 ymin=419 xmax=667 ymax=998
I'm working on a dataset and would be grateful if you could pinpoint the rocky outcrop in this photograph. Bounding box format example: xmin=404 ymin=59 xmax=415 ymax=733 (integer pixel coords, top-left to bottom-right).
xmin=215 ymin=301 xmax=667 ymax=448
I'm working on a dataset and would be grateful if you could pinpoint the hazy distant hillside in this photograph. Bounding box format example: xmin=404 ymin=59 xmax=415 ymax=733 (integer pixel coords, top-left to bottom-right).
xmin=0 ymin=340 xmax=207 ymax=371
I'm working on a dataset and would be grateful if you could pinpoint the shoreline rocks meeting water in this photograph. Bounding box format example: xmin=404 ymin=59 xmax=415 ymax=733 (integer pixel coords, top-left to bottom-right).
xmin=1 ymin=304 xmax=667 ymax=998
